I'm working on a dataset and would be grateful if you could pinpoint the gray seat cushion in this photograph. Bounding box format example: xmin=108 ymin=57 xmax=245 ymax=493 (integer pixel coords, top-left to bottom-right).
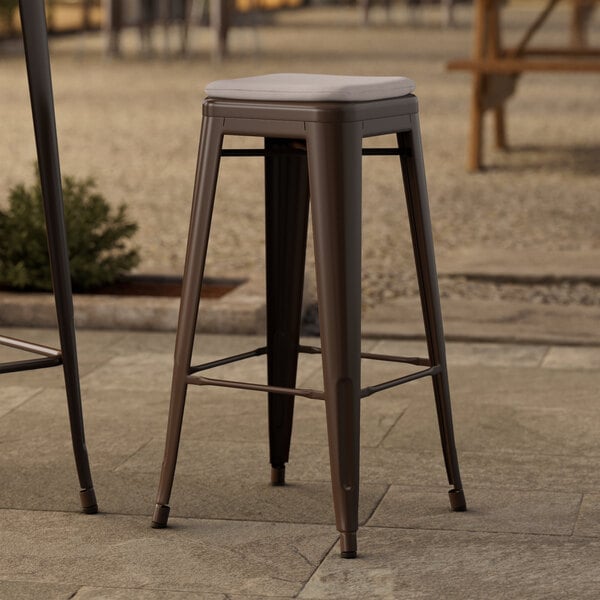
xmin=205 ymin=73 xmax=416 ymax=102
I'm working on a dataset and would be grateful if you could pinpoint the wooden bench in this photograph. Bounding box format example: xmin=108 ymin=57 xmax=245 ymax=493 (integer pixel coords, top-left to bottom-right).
xmin=448 ymin=0 xmax=600 ymax=171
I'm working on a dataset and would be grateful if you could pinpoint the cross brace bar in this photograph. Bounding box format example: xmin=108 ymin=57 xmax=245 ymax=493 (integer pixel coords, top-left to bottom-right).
xmin=187 ymin=345 xmax=437 ymax=400
xmin=220 ymin=148 xmax=408 ymax=158
xmin=0 ymin=335 xmax=61 ymax=357
xmin=0 ymin=355 xmax=62 ymax=375
xmin=0 ymin=334 xmax=63 ymax=375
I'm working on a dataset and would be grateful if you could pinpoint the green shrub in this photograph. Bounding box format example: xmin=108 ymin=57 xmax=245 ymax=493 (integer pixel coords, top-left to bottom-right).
xmin=0 ymin=171 xmax=140 ymax=292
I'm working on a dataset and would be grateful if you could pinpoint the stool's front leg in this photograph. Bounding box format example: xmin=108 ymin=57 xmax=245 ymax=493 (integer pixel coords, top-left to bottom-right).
xmin=153 ymin=116 xmax=223 ymax=527
xmin=265 ymin=138 xmax=310 ymax=486
xmin=306 ymin=122 xmax=362 ymax=558
xmin=19 ymin=0 xmax=97 ymax=513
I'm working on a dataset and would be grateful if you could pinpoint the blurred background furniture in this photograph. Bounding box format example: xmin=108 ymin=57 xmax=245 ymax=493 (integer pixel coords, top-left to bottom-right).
xmin=448 ymin=0 xmax=600 ymax=170
xmin=361 ymin=0 xmax=460 ymax=27
xmin=104 ymin=0 xmax=232 ymax=59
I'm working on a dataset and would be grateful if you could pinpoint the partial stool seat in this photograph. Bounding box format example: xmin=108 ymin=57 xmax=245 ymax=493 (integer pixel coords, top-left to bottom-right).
xmin=152 ymin=73 xmax=466 ymax=558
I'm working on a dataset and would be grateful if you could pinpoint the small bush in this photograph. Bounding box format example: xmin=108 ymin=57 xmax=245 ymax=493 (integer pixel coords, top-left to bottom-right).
xmin=0 ymin=171 xmax=140 ymax=292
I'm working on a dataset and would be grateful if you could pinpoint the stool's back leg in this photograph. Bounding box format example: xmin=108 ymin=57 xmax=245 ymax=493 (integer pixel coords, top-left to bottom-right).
xmin=306 ymin=122 xmax=362 ymax=558
xmin=397 ymin=118 xmax=466 ymax=511
xmin=19 ymin=0 xmax=97 ymax=513
xmin=152 ymin=116 xmax=223 ymax=527
xmin=265 ymin=138 xmax=310 ymax=486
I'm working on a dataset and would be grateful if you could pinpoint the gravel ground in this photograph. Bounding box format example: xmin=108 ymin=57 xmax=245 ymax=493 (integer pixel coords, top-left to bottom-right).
xmin=0 ymin=4 xmax=599 ymax=309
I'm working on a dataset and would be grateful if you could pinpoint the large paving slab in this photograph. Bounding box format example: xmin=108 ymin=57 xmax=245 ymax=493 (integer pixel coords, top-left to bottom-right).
xmin=542 ymin=345 xmax=600 ymax=370
xmin=0 ymin=386 xmax=41 ymax=418
xmin=434 ymin=364 xmax=600 ymax=409
xmin=0 ymin=510 xmax=336 ymax=597
xmin=273 ymin=443 xmax=600 ymax=493
xmin=357 ymin=448 xmax=600 ymax=493
xmin=94 ymin=471 xmax=387 ymax=526
xmin=73 ymin=590 xmax=294 ymax=599
xmin=382 ymin=393 xmax=600 ymax=457
xmin=0 ymin=462 xmax=93 ymax=513
xmin=367 ymin=485 xmax=582 ymax=535
xmin=7 ymin=443 xmax=600 ymax=519
xmin=73 ymin=589 xmax=226 ymax=599
xmin=363 ymin=298 xmax=600 ymax=345
xmin=0 ymin=387 xmax=159 ymax=470
xmin=574 ymin=494 xmax=600 ymax=538
xmin=0 ymin=582 xmax=79 ymax=600
xmin=300 ymin=528 xmax=600 ymax=599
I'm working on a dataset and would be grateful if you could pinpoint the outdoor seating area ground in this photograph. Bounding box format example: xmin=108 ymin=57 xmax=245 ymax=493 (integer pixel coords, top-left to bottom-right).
xmin=0 ymin=329 xmax=599 ymax=598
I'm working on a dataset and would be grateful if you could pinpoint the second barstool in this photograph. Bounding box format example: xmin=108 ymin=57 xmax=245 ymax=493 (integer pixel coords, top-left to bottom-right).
xmin=0 ymin=0 xmax=97 ymax=514
xmin=152 ymin=73 xmax=466 ymax=557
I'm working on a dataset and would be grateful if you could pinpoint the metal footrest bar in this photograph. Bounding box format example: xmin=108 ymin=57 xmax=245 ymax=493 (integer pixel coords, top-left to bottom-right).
xmin=0 ymin=335 xmax=61 ymax=357
xmin=0 ymin=334 xmax=63 ymax=375
xmin=220 ymin=148 xmax=409 ymax=158
xmin=361 ymin=365 xmax=441 ymax=398
xmin=0 ymin=356 xmax=62 ymax=375
xmin=188 ymin=346 xmax=268 ymax=374
xmin=297 ymin=344 xmax=431 ymax=367
xmin=187 ymin=374 xmax=325 ymax=400
xmin=187 ymin=345 xmax=437 ymax=401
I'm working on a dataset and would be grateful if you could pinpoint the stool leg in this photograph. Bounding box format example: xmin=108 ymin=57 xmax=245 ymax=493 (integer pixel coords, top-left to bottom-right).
xmin=306 ymin=122 xmax=362 ymax=558
xmin=152 ymin=117 xmax=223 ymax=528
xmin=19 ymin=0 xmax=97 ymax=513
xmin=265 ymin=138 xmax=310 ymax=486
xmin=397 ymin=119 xmax=466 ymax=512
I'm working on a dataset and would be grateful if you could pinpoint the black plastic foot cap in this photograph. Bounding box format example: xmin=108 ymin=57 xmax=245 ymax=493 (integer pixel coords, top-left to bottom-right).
xmin=151 ymin=503 xmax=170 ymax=528
xmin=449 ymin=488 xmax=467 ymax=512
xmin=79 ymin=488 xmax=98 ymax=514
xmin=271 ymin=465 xmax=286 ymax=486
xmin=339 ymin=531 xmax=357 ymax=558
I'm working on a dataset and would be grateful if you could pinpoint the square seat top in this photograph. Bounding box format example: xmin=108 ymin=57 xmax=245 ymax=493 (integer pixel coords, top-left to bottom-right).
xmin=205 ymin=73 xmax=416 ymax=103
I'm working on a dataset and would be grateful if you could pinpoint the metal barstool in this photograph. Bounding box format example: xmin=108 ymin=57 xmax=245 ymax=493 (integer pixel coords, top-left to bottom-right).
xmin=0 ymin=0 xmax=97 ymax=514
xmin=152 ymin=74 xmax=466 ymax=557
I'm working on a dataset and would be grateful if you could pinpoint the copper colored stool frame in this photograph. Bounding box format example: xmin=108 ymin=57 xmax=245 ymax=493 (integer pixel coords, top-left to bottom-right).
xmin=0 ymin=0 xmax=97 ymax=513
xmin=153 ymin=93 xmax=466 ymax=557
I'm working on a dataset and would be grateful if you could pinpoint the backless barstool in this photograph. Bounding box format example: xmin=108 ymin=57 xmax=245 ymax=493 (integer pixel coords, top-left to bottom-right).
xmin=0 ymin=0 xmax=97 ymax=514
xmin=152 ymin=74 xmax=465 ymax=557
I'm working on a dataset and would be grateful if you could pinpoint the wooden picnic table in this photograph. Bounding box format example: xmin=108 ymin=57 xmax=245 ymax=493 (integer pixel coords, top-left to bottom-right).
xmin=448 ymin=0 xmax=600 ymax=171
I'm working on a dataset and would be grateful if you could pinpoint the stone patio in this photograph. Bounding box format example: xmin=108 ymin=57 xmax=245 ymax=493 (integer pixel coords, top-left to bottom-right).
xmin=1 ymin=329 xmax=599 ymax=598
